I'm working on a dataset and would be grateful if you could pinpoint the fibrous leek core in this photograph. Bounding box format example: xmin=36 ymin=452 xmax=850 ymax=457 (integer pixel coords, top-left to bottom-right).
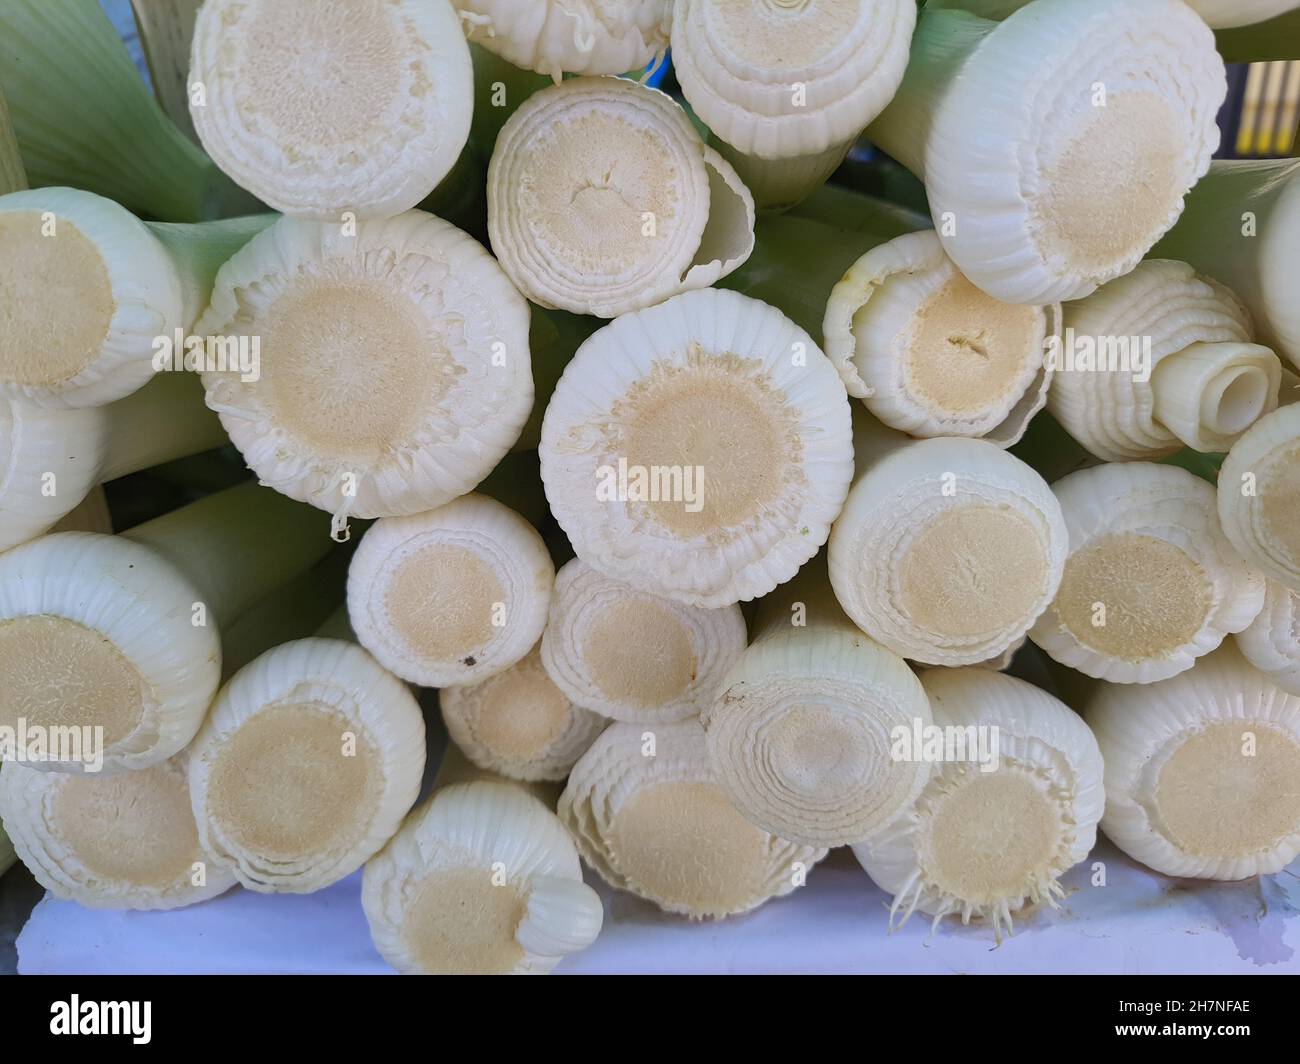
xmin=0 ymin=616 xmax=145 ymax=748
xmin=903 ymin=276 xmax=1041 ymax=417
xmin=898 ymin=505 xmax=1049 ymax=639
xmin=1260 ymin=443 xmax=1300 ymax=569
xmin=207 ymin=703 xmax=379 ymax=862
xmin=402 ymin=867 xmax=528 ymax=976
xmin=1034 ymin=94 xmax=1182 ymax=277
xmin=260 ymin=281 xmax=456 ymax=460
xmin=384 ymin=544 xmax=504 ymax=666
xmin=1055 ymin=533 xmax=1213 ymax=661
xmin=0 ymin=214 xmax=113 ymax=386
xmin=613 ymin=349 xmax=800 ymax=538
xmin=608 ymin=781 xmax=776 ymax=916
xmin=473 ymin=670 xmax=573 ymax=760
xmin=53 ymin=767 xmax=199 ymax=889
xmin=712 ymin=0 xmax=857 ymax=65
xmin=584 ymin=599 xmax=696 ymax=706
xmin=914 ymin=768 xmax=1071 ymax=910
xmin=240 ymin=0 xmax=409 ymax=152
xmin=1150 ymin=722 xmax=1300 ymax=860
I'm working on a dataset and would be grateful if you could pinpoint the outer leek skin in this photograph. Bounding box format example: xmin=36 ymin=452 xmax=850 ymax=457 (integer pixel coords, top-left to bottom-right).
xmin=0 ymin=0 xmax=252 ymax=221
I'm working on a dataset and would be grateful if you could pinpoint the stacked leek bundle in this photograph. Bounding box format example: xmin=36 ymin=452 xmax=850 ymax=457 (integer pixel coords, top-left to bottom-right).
xmin=1 ymin=0 xmax=1298 ymax=974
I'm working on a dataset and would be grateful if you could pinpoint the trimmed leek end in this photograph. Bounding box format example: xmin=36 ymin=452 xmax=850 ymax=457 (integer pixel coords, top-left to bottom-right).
xmin=1237 ymin=582 xmax=1300 ymax=696
xmin=672 ymin=0 xmax=915 ymax=161
xmin=363 ymin=780 xmax=602 ymax=974
xmin=457 ymin=0 xmax=671 ymax=81
xmin=190 ymin=0 xmax=473 ymax=219
xmin=0 ymin=756 xmax=237 ymax=910
xmin=0 ymin=188 xmax=182 ymax=409
xmin=869 ymin=0 xmax=1225 ymax=304
xmin=1218 ymin=404 xmax=1300 ymax=593
xmin=0 ymin=533 xmax=221 ymax=774
xmin=704 ymin=567 xmax=933 ymax=848
xmin=1031 ymin=463 xmax=1265 ymax=684
xmin=1048 ymin=259 xmax=1274 ymax=462
xmin=1155 ymin=160 xmax=1300 ymax=372
xmin=540 ymin=288 xmax=854 ymax=607
xmin=488 ymin=77 xmax=756 ymax=318
xmin=197 ymin=212 xmax=533 ymax=534
xmin=189 ymin=638 xmax=426 ymax=894
xmin=824 ymin=229 xmax=1057 ymax=445
xmin=1087 ymin=643 xmax=1300 ymax=879
xmin=560 ymin=720 xmax=826 ymax=919
xmin=854 ymin=668 xmax=1104 ymax=942
xmin=540 ymin=559 xmax=747 ymax=724
xmin=829 ymin=436 xmax=1068 ymax=666
xmin=348 ymin=493 xmax=555 ymax=688
xmin=440 ymin=643 xmax=607 ymax=782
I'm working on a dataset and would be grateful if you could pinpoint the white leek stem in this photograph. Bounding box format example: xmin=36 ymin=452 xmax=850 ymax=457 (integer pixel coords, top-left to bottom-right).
xmin=0 ymin=372 xmax=226 ymax=553
xmin=703 ymin=556 xmax=932 ymax=847
xmin=190 ymin=635 xmax=426 ymax=893
xmin=1237 ymin=581 xmax=1300 ymax=696
xmin=1150 ymin=341 xmax=1280 ymax=452
xmin=363 ymin=775 xmax=601 ymax=973
xmin=1086 ymin=642 xmax=1300 ymax=880
xmin=711 ymin=138 xmax=854 ymax=213
xmin=559 ymin=719 xmax=826 ymax=919
xmin=867 ymin=0 xmax=1225 ymax=304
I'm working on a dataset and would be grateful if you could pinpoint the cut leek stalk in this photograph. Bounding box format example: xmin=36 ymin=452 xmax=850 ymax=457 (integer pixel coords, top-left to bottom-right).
xmin=1218 ymin=403 xmax=1300 ymax=592
xmin=867 ymin=0 xmax=1225 ymax=304
xmin=1048 ymin=259 xmax=1281 ymax=462
xmin=539 ymin=288 xmax=854 ymax=607
xmin=1087 ymin=642 xmax=1300 ymax=879
xmin=854 ymin=667 xmax=1104 ymax=942
xmin=189 ymin=0 xmax=473 ymax=219
xmin=560 ymin=719 xmax=826 ymax=918
xmin=488 ymin=76 xmax=756 ymax=318
xmin=364 ymin=775 xmax=602 ymax=974
xmin=1237 ymin=581 xmax=1300 ymax=696
xmin=540 ymin=558 xmax=747 ymax=724
xmin=1030 ymin=462 xmax=1265 ymax=683
xmin=704 ymin=556 xmax=932 ymax=848
xmin=189 ymin=634 xmax=426 ymax=893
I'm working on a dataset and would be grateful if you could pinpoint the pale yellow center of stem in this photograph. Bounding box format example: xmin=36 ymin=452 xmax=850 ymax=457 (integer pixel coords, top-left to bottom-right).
xmin=1033 ymin=94 xmax=1181 ymax=276
xmin=383 ymin=544 xmax=504 ymax=666
xmin=258 ymin=280 xmax=455 ymax=460
xmin=898 ymin=504 xmax=1048 ymax=639
xmin=0 ymin=213 xmax=114 ymax=386
xmin=54 ymin=766 xmax=201 ymax=889
xmin=1055 ymin=533 xmax=1212 ymax=661
xmin=904 ymin=275 xmax=1041 ymax=418
xmin=401 ymin=866 xmax=528 ymax=975
xmin=711 ymin=0 xmax=856 ymax=68
xmin=609 ymin=781 xmax=774 ymax=915
xmin=206 ymin=703 xmax=378 ymax=862
xmin=916 ymin=769 xmax=1067 ymax=908
xmin=472 ymin=666 xmax=573 ymax=759
xmin=1154 ymin=722 xmax=1300 ymax=859
xmin=615 ymin=351 xmax=800 ymax=539
xmin=241 ymin=0 xmax=410 ymax=151
xmin=584 ymin=599 xmax=696 ymax=708
xmin=0 ymin=616 xmax=145 ymax=750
